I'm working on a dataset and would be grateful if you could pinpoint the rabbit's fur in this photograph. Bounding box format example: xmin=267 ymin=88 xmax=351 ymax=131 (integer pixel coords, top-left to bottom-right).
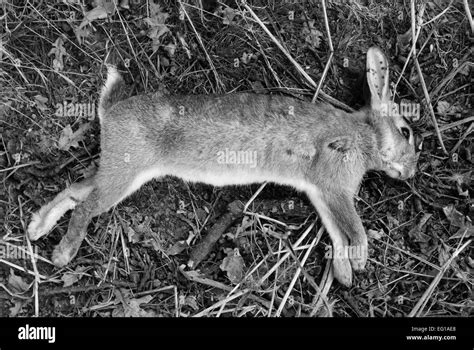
xmin=28 ymin=47 xmax=420 ymax=286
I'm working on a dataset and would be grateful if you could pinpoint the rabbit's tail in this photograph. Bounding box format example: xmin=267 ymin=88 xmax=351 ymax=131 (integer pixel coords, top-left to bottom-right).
xmin=98 ymin=65 xmax=128 ymax=121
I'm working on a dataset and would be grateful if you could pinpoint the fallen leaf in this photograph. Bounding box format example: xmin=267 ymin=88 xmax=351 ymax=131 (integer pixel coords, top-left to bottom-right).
xmin=164 ymin=42 xmax=176 ymax=57
xmin=113 ymin=290 xmax=156 ymax=317
xmin=302 ymin=19 xmax=323 ymax=48
xmin=241 ymin=52 xmax=255 ymax=64
xmin=408 ymin=213 xmax=432 ymax=243
xmin=367 ymin=229 xmax=384 ymax=240
xmin=79 ymin=2 xmax=111 ymax=30
xmin=222 ymin=7 xmax=236 ymax=25
xmin=144 ymin=2 xmax=169 ymax=53
xmin=443 ymin=204 xmax=473 ymax=238
xmin=33 ymin=95 xmax=49 ymax=112
xmin=220 ymin=248 xmax=245 ymax=284
xmin=443 ymin=204 xmax=468 ymax=228
xmin=166 ymin=240 xmax=188 ymax=256
xmin=436 ymin=100 xmax=451 ymax=115
xmin=9 ymin=300 xmax=25 ymax=317
xmin=179 ymin=294 xmax=198 ymax=311
xmin=48 ymin=37 xmax=67 ymax=72
xmin=8 ymin=270 xmax=30 ymax=293
xmin=61 ymin=265 xmax=87 ymax=287
xmin=57 ymin=123 xmax=90 ymax=151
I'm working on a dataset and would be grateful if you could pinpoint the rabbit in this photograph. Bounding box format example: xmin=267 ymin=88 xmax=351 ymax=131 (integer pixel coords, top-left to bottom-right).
xmin=27 ymin=47 xmax=421 ymax=287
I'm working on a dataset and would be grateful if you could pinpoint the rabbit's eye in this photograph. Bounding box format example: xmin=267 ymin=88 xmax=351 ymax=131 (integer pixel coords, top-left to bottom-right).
xmin=400 ymin=127 xmax=411 ymax=140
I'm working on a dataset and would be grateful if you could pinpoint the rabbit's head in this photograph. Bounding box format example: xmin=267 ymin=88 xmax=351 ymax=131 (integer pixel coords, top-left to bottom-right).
xmin=366 ymin=47 xmax=421 ymax=180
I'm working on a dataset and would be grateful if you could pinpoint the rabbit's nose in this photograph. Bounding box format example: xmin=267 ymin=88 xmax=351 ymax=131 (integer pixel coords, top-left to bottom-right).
xmin=414 ymin=133 xmax=423 ymax=151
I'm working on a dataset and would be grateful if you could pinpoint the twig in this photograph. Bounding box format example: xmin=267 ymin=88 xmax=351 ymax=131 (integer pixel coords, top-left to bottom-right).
xmin=408 ymin=239 xmax=471 ymax=317
xmin=282 ymin=233 xmax=333 ymax=316
xmin=188 ymin=200 xmax=244 ymax=268
xmin=311 ymin=0 xmax=334 ymax=103
xmin=276 ymin=233 xmax=320 ymax=316
xmin=181 ymin=269 xmax=271 ymax=310
xmin=421 ymin=116 xmax=474 ymax=138
xmin=310 ymin=259 xmax=334 ymax=317
xmin=463 ymin=0 xmax=474 ymax=34
xmin=242 ymin=3 xmax=352 ymax=111
xmin=179 ymin=1 xmax=224 ymax=92
xmin=39 ymin=280 xmax=136 ymax=296
xmin=451 ymin=122 xmax=473 ymax=153
xmin=410 ymin=0 xmax=447 ymax=154
xmin=0 ymin=161 xmax=41 ymax=173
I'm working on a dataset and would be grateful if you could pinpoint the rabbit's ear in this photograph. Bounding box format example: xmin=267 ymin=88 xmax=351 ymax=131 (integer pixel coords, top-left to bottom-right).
xmin=366 ymin=47 xmax=390 ymax=110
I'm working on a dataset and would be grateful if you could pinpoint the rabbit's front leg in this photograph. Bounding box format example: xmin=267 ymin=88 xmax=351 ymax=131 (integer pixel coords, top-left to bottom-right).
xmin=304 ymin=185 xmax=353 ymax=287
xmin=321 ymin=190 xmax=368 ymax=272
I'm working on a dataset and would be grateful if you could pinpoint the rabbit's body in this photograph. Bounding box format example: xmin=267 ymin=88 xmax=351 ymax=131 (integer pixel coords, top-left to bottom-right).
xmin=103 ymin=93 xmax=371 ymax=189
xmin=28 ymin=47 xmax=420 ymax=287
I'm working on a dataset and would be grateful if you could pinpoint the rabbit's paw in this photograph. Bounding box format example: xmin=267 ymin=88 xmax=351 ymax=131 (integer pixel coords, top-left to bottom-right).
xmin=52 ymin=241 xmax=77 ymax=267
xmin=332 ymin=257 xmax=352 ymax=287
xmin=28 ymin=211 xmax=51 ymax=241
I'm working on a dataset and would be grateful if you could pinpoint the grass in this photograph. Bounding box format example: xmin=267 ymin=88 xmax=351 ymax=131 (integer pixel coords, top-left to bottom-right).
xmin=0 ymin=0 xmax=472 ymax=317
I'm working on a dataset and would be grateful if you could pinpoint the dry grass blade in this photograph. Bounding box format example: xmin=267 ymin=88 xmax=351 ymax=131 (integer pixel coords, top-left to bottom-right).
xmin=408 ymin=239 xmax=472 ymax=317
xmin=179 ymin=1 xmax=224 ymax=92
xmin=311 ymin=0 xmax=333 ymax=103
xmin=275 ymin=232 xmax=319 ymax=316
xmin=410 ymin=0 xmax=447 ymax=154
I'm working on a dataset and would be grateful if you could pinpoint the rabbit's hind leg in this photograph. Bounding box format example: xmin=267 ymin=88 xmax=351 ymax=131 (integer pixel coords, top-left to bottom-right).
xmin=28 ymin=177 xmax=95 ymax=241
xmin=51 ymin=165 xmax=163 ymax=267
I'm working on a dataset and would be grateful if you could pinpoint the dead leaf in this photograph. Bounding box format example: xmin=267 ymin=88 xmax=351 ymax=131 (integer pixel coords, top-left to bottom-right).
xmin=61 ymin=265 xmax=87 ymax=287
xmin=79 ymin=1 xmax=112 ymax=30
xmin=408 ymin=213 xmax=432 ymax=243
xmin=57 ymin=123 xmax=90 ymax=151
xmin=302 ymin=19 xmax=323 ymax=48
xmin=164 ymin=42 xmax=176 ymax=57
xmin=166 ymin=240 xmax=188 ymax=256
xmin=367 ymin=229 xmax=384 ymax=240
xmin=443 ymin=204 xmax=473 ymax=238
xmin=436 ymin=100 xmax=451 ymax=115
xmin=124 ymin=295 xmax=155 ymax=317
xmin=33 ymin=95 xmax=49 ymax=112
xmin=222 ymin=7 xmax=236 ymax=25
xmin=220 ymin=248 xmax=245 ymax=284
xmin=113 ymin=290 xmax=156 ymax=317
xmin=241 ymin=52 xmax=255 ymax=64
xmin=144 ymin=2 xmax=169 ymax=53
xmin=72 ymin=25 xmax=92 ymax=45
xmin=48 ymin=37 xmax=67 ymax=72
xmin=8 ymin=270 xmax=30 ymax=293
xmin=179 ymin=294 xmax=198 ymax=311
xmin=0 ymin=101 xmax=12 ymax=120
xmin=127 ymin=226 xmax=140 ymax=244
xmin=9 ymin=300 xmax=25 ymax=317
xmin=443 ymin=204 xmax=468 ymax=228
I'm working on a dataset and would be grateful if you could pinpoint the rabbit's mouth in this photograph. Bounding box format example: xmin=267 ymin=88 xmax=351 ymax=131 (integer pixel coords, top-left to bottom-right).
xmin=386 ymin=164 xmax=415 ymax=181
xmin=385 ymin=168 xmax=402 ymax=179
